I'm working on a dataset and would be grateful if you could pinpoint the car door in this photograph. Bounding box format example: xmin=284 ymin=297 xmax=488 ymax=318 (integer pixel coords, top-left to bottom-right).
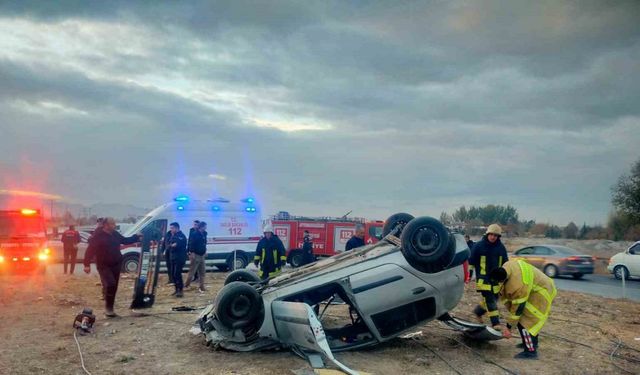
xmin=627 ymin=243 xmax=640 ymax=276
xmin=530 ymin=246 xmax=553 ymax=270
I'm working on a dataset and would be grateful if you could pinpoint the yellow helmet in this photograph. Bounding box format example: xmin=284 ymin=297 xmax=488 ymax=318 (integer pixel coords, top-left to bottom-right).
xmin=486 ymin=224 xmax=502 ymax=236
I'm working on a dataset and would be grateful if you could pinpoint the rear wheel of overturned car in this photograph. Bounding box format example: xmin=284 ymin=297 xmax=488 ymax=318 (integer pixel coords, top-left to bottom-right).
xmin=382 ymin=213 xmax=415 ymax=237
xmin=544 ymin=264 xmax=558 ymax=278
xmin=215 ymin=281 xmax=264 ymax=330
xmin=400 ymin=216 xmax=455 ymax=274
xmin=121 ymin=254 xmax=140 ymax=274
xmin=224 ymin=269 xmax=261 ymax=285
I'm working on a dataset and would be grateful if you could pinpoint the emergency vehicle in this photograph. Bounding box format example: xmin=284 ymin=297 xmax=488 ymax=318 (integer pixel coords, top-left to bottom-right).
xmin=119 ymin=196 xmax=262 ymax=273
xmin=269 ymin=212 xmax=384 ymax=267
xmin=0 ymin=209 xmax=51 ymax=274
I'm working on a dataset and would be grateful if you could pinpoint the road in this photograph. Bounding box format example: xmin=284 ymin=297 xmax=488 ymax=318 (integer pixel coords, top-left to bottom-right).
xmin=553 ymin=274 xmax=640 ymax=302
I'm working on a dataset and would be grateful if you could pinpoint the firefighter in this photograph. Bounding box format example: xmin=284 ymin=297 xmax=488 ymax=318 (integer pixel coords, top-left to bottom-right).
xmin=83 ymin=217 xmax=142 ymax=317
xmin=61 ymin=225 xmax=81 ymax=274
xmin=468 ymin=224 xmax=508 ymax=329
xmin=302 ymin=230 xmax=314 ymax=265
xmin=254 ymin=225 xmax=286 ymax=280
xmin=489 ymin=259 xmax=557 ymax=359
xmin=345 ymin=225 xmax=365 ymax=251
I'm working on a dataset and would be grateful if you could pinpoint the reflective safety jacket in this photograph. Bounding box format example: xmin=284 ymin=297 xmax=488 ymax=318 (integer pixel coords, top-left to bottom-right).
xmin=499 ymin=260 xmax=557 ymax=336
xmin=254 ymin=235 xmax=286 ymax=279
xmin=469 ymin=236 xmax=508 ymax=293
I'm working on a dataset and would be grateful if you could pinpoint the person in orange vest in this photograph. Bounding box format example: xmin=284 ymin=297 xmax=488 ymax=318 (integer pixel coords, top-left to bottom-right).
xmin=61 ymin=225 xmax=81 ymax=274
xmin=489 ymin=259 xmax=557 ymax=359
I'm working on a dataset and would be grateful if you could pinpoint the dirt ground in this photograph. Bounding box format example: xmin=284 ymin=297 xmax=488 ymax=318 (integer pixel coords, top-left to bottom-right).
xmin=1 ymin=270 xmax=639 ymax=375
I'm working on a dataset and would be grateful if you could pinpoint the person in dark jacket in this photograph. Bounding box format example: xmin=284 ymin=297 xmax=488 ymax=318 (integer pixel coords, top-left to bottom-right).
xmin=83 ymin=217 xmax=141 ymax=317
xmin=185 ymin=221 xmax=207 ymax=292
xmin=468 ymin=224 xmax=509 ymax=330
xmin=187 ymin=220 xmax=200 ymax=283
xmin=165 ymin=222 xmax=188 ymax=297
xmin=345 ymin=225 xmax=365 ymax=251
xmin=61 ymin=225 xmax=81 ymax=274
xmin=465 ymin=234 xmax=475 ymax=279
xmin=254 ymin=225 xmax=286 ymax=280
xmin=302 ymin=230 xmax=314 ymax=265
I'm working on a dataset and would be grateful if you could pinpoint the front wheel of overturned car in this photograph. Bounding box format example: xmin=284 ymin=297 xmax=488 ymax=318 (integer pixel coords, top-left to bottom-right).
xmin=382 ymin=212 xmax=415 ymax=237
xmin=400 ymin=216 xmax=455 ymax=274
xmin=121 ymin=254 xmax=140 ymax=274
xmin=224 ymin=269 xmax=261 ymax=285
xmin=215 ymin=281 xmax=264 ymax=330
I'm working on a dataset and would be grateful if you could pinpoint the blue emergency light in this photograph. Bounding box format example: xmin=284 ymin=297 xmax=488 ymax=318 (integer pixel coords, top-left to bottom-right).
xmin=212 ymin=205 xmax=221 ymax=211
xmin=241 ymin=197 xmax=255 ymax=203
xmin=245 ymin=207 xmax=256 ymax=212
xmin=174 ymin=195 xmax=189 ymax=202
xmin=177 ymin=205 xmax=185 ymax=211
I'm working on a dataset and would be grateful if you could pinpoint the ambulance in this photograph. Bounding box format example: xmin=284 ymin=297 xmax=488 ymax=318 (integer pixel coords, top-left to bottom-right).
xmin=119 ymin=196 xmax=262 ymax=273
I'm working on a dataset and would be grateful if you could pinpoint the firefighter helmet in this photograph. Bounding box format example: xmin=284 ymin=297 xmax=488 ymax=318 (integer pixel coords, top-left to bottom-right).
xmin=263 ymin=224 xmax=273 ymax=233
xmin=485 ymin=224 xmax=502 ymax=236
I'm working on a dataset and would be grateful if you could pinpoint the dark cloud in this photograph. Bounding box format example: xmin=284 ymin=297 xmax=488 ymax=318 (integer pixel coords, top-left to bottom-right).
xmin=0 ymin=1 xmax=638 ymax=224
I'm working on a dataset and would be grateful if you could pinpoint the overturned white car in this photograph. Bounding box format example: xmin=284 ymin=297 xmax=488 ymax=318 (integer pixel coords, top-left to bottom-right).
xmin=196 ymin=214 xmax=500 ymax=369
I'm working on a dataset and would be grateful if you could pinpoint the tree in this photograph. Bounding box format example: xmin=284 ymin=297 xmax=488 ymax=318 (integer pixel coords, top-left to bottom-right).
xmin=563 ymin=222 xmax=578 ymax=239
xmin=544 ymin=225 xmax=562 ymax=239
xmin=612 ymin=158 xmax=640 ymax=222
xmin=439 ymin=212 xmax=452 ymax=225
xmin=451 ymin=204 xmax=519 ymax=225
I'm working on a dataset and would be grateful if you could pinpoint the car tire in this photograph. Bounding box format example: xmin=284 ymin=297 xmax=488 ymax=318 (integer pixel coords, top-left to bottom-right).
xmin=226 ymin=252 xmax=248 ymax=271
xmin=214 ymin=281 xmax=264 ymax=330
xmin=122 ymin=254 xmax=140 ymax=274
xmin=544 ymin=264 xmax=558 ymax=278
xmin=572 ymin=273 xmax=583 ymax=280
xmin=382 ymin=213 xmax=415 ymax=237
xmin=399 ymin=216 xmax=455 ymax=273
xmin=224 ymin=269 xmax=261 ymax=285
xmin=614 ymin=265 xmax=630 ymax=280
xmin=289 ymin=250 xmax=304 ymax=268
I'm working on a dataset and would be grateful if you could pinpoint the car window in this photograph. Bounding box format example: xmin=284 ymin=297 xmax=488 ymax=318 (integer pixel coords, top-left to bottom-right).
xmin=369 ymin=225 xmax=383 ymax=240
xmin=516 ymin=247 xmax=533 ymax=255
xmin=533 ymin=246 xmax=552 ymax=255
xmin=630 ymin=243 xmax=640 ymax=255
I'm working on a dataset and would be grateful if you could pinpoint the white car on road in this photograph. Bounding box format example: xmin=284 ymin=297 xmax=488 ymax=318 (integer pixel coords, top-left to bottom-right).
xmin=608 ymin=241 xmax=640 ymax=279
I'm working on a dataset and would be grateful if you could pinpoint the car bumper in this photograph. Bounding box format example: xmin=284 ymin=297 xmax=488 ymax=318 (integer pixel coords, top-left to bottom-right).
xmin=560 ymin=264 xmax=594 ymax=274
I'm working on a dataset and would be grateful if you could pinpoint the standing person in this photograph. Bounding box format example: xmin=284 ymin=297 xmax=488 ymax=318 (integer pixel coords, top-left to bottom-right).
xmin=302 ymin=230 xmax=314 ymax=265
xmin=345 ymin=225 xmax=365 ymax=251
xmin=61 ymin=225 xmax=81 ymax=274
xmin=83 ymin=217 xmax=141 ymax=317
xmin=489 ymin=259 xmax=557 ymax=359
xmin=465 ymin=234 xmax=475 ymax=280
xmin=253 ymin=225 xmax=286 ymax=280
xmin=165 ymin=222 xmax=188 ymax=298
xmin=468 ymin=224 xmax=509 ymax=330
xmin=163 ymin=228 xmax=174 ymax=286
xmin=187 ymin=220 xmax=200 ymax=283
xmin=184 ymin=221 xmax=207 ymax=292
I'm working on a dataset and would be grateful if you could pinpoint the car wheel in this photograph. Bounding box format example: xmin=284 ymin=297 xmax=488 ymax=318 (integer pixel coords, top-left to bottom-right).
xmin=214 ymin=281 xmax=264 ymax=330
xmin=224 ymin=269 xmax=261 ymax=285
xmin=614 ymin=265 xmax=630 ymax=280
xmin=400 ymin=216 xmax=455 ymax=273
xmin=226 ymin=252 xmax=247 ymax=271
xmin=572 ymin=273 xmax=583 ymax=280
xmin=289 ymin=250 xmax=304 ymax=268
xmin=122 ymin=254 xmax=140 ymax=274
xmin=382 ymin=213 xmax=415 ymax=237
xmin=544 ymin=265 xmax=558 ymax=278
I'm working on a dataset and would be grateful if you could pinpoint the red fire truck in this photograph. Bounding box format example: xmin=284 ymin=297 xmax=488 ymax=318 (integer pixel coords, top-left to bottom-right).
xmin=0 ymin=208 xmax=51 ymax=274
xmin=269 ymin=212 xmax=384 ymax=267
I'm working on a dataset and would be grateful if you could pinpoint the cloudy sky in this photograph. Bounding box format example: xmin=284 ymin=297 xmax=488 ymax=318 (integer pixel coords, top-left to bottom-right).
xmin=0 ymin=1 xmax=638 ymax=225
